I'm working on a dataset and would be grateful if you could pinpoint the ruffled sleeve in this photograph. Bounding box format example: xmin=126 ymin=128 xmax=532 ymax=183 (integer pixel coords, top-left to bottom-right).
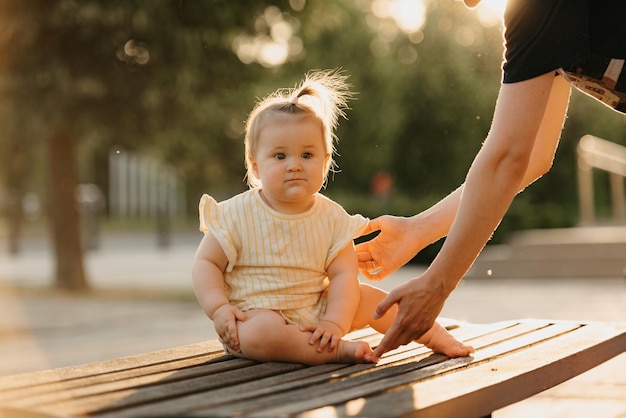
xmin=324 ymin=199 xmax=369 ymax=267
xmin=198 ymin=194 xmax=214 ymax=233
xmin=198 ymin=193 xmax=239 ymax=272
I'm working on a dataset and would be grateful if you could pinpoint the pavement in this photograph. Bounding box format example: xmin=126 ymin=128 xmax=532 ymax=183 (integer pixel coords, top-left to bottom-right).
xmin=0 ymin=229 xmax=625 ymax=417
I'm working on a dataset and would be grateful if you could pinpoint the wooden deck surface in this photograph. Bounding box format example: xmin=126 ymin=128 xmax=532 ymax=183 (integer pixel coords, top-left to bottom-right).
xmin=0 ymin=318 xmax=624 ymax=418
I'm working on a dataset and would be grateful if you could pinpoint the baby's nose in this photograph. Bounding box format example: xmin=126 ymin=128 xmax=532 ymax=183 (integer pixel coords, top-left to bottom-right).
xmin=287 ymin=160 xmax=302 ymax=171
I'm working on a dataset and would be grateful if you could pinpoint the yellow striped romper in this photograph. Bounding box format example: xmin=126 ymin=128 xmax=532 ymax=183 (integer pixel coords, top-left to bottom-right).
xmin=199 ymin=188 xmax=368 ymax=327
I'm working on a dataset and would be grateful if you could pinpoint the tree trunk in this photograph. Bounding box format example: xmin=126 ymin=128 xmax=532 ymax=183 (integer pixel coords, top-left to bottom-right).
xmin=47 ymin=127 xmax=88 ymax=290
xmin=1 ymin=126 xmax=29 ymax=256
xmin=6 ymin=191 xmax=24 ymax=255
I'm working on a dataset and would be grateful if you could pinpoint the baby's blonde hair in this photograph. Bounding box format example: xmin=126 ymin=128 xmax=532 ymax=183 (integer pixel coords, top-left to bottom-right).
xmin=244 ymin=69 xmax=352 ymax=188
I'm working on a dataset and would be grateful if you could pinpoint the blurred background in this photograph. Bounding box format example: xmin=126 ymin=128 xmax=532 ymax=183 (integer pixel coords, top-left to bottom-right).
xmin=0 ymin=2 xmax=625 ymax=415
xmin=0 ymin=0 xmax=624 ymax=291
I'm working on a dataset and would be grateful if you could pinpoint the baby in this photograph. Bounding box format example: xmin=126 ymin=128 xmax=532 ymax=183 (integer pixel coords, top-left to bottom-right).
xmin=192 ymin=70 xmax=474 ymax=364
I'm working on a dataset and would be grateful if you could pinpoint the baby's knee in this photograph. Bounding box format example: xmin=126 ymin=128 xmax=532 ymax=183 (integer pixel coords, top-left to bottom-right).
xmin=238 ymin=310 xmax=285 ymax=358
xmin=240 ymin=319 xmax=273 ymax=344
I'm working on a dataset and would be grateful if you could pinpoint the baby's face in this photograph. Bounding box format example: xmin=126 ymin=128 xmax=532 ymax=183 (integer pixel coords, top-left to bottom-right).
xmin=251 ymin=113 xmax=329 ymax=214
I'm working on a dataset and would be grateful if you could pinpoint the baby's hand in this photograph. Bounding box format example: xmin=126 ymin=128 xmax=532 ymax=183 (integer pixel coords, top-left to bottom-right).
xmin=300 ymin=320 xmax=345 ymax=353
xmin=212 ymin=304 xmax=247 ymax=353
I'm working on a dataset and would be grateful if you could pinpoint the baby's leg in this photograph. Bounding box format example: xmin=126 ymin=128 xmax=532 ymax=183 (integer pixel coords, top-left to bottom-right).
xmin=235 ymin=309 xmax=374 ymax=365
xmin=352 ymin=283 xmax=473 ymax=357
xmin=416 ymin=321 xmax=474 ymax=357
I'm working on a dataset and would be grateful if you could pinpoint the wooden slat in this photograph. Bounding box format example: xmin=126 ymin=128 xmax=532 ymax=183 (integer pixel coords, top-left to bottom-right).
xmin=291 ymin=322 xmax=626 ymax=418
xmin=238 ymin=321 xmax=583 ymax=418
xmin=92 ymin=320 xmax=525 ymax=418
xmin=27 ymin=362 xmax=308 ymax=417
xmin=0 ymin=320 xmax=542 ymax=417
xmin=0 ymin=320 xmax=623 ymax=418
xmin=0 ymin=341 xmax=223 ymax=391
xmin=0 ymin=406 xmax=60 ymax=418
xmin=107 ymin=320 xmax=544 ymax=418
xmin=6 ymin=357 xmax=257 ymax=408
xmin=0 ymin=354 xmax=249 ymax=403
xmin=94 ymin=363 xmax=351 ymax=418
xmin=0 ymin=320 xmax=498 ymax=417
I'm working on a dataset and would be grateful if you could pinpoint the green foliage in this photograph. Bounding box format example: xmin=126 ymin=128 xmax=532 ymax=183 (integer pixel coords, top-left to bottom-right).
xmin=1 ymin=0 xmax=625 ymax=250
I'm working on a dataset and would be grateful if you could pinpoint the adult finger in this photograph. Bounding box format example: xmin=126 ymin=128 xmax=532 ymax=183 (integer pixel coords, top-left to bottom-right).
xmin=354 ymin=220 xmax=381 ymax=252
xmin=371 ymin=320 xmax=406 ymax=361
xmin=372 ymin=291 xmax=399 ymax=319
xmin=356 ymin=252 xmax=373 ymax=275
xmin=358 ymin=261 xmax=383 ymax=281
xmin=356 ymin=250 xmax=373 ymax=263
xmin=357 ymin=218 xmax=381 ymax=239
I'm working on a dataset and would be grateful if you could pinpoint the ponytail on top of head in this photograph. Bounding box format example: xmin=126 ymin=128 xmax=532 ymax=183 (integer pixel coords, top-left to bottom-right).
xmin=244 ymin=69 xmax=353 ymax=188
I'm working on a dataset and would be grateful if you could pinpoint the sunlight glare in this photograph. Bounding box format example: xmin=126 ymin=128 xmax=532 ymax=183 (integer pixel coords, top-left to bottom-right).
xmin=474 ymin=0 xmax=506 ymax=27
xmin=232 ymin=6 xmax=295 ymax=67
xmin=390 ymin=0 xmax=426 ymax=32
xmin=259 ymin=41 xmax=289 ymax=67
xmin=346 ymin=397 xmax=367 ymax=416
xmin=372 ymin=0 xmax=426 ymax=33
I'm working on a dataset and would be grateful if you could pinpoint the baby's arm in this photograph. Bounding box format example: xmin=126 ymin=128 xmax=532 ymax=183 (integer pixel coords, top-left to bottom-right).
xmin=192 ymin=231 xmax=246 ymax=352
xmin=302 ymin=244 xmax=360 ymax=352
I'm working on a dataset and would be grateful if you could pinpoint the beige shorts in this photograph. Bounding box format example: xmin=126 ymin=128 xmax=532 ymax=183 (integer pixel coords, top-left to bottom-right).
xmin=239 ymin=289 xmax=329 ymax=327
xmin=276 ymin=300 xmax=327 ymax=327
xmin=222 ymin=292 xmax=329 ymax=355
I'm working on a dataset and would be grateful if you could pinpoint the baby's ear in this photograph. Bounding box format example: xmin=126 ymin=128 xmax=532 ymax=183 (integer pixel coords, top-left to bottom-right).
xmin=324 ymin=153 xmax=331 ymax=169
xmin=249 ymin=157 xmax=259 ymax=178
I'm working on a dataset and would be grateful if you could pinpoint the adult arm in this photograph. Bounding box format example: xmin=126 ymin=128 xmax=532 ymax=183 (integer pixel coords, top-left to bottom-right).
xmin=357 ymin=75 xmax=571 ymax=281
xmin=356 ymin=186 xmax=461 ymax=281
xmin=370 ymin=73 xmax=571 ymax=360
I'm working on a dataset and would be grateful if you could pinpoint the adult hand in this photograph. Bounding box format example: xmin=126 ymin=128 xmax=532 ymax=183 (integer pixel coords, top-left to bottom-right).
xmin=212 ymin=304 xmax=247 ymax=353
xmin=356 ymin=215 xmax=426 ymax=281
xmin=371 ymin=272 xmax=447 ymax=361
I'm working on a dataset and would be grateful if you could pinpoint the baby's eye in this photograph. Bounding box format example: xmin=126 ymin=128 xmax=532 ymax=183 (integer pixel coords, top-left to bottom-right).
xmin=301 ymin=152 xmax=313 ymax=159
xmin=274 ymin=153 xmax=286 ymax=160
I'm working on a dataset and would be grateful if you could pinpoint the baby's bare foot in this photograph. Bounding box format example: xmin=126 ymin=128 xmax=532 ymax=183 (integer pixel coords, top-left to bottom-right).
xmin=420 ymin=326 xmax=474 ymax=358
xmin=336 ymin=340 xmax=375 ymax=364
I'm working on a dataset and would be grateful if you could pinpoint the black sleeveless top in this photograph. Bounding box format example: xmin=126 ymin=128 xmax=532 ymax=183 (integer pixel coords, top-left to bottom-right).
xmin=502 ymin=0 xmax=626 ymax=113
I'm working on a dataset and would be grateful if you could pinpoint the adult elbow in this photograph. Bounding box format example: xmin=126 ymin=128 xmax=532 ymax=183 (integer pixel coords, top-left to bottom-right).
xmin=522 ymin=153 xmax=554 ymax=189
xmin=533 ymin=153 xmax=554 ymax=178
xmin=499 ymin=150 xmax=530 ymax=186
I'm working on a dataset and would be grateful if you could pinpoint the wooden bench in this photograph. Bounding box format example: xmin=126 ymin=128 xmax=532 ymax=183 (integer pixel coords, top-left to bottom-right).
xmin=0 ymin=318 xmax=624 ymax=418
